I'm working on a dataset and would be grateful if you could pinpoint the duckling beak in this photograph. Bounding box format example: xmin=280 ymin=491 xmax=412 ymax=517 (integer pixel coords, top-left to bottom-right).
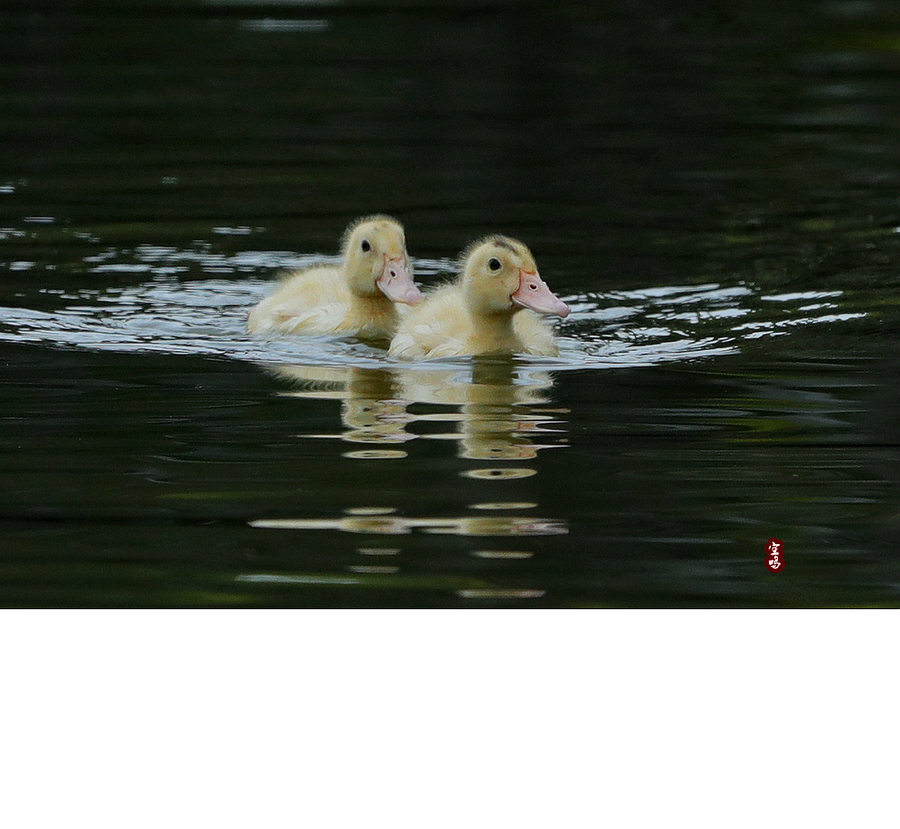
xmin=511 ymin=270 xmax=570 ymax=317
xmin=377 ymin=256 xmax=423 ymax=305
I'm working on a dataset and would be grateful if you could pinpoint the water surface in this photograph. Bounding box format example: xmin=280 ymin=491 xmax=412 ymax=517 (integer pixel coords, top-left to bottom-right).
xmin=3 ymin=0 xmax=900 ymax=606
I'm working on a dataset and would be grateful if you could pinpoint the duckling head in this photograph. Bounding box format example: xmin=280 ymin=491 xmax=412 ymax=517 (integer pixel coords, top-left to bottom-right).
xmin=461 ymin=235 xmax=570 ymax=318
xmin=341 ymin=215 xmax=422 ymax=305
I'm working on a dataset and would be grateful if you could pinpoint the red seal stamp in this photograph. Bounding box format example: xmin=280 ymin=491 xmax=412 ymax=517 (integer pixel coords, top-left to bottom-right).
xmin=765 ymin=537 xmax=784 ymax=573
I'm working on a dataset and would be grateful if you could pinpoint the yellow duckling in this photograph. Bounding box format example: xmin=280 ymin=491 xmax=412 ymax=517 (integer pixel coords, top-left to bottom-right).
xmin=389 ymin=235 xmax=569 ymax=359
xmin=247 ymin=215 xmax=423 ymax=339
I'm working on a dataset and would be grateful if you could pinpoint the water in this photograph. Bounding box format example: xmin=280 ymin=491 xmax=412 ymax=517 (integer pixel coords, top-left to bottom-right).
xmin=3 ymin=0 xmax=900 ymax=606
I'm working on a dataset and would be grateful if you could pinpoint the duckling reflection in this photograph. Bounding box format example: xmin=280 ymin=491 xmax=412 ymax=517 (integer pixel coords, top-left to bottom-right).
xmin=397 ymin=358 xmax=566 ymax=464
xmin=270 ymin=364 xmax=416 ymax=447
xmin=252 ymin=513 xmax=567 ymax=536
xmin=251 ymin=362 xmax=570 ymax=565
xmin=263 ymin=358 xmax=567 ymax=465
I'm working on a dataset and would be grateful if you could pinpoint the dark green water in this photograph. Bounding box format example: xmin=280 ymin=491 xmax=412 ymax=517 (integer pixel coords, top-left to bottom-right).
xmin=3 ymin=0 xmax=900 ymax=606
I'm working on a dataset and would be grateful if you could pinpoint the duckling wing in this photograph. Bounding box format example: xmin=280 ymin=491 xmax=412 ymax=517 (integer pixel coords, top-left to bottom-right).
xmin=247 ymin=265 xmax=348 ymax=335
xmin=389 ymin=285 xmax=469 ymax=359
xmin=273 ymin=302 xmax=347 ymax=335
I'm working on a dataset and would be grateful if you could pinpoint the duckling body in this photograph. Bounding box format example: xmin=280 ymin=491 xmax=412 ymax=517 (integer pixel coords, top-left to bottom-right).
xmin=389 ymin=235 xmax=569 ymax=359
xmin=248 ymin=263 xmax=400 ymax=339
xmin=247 ymin=215 xmax=421 ymax=339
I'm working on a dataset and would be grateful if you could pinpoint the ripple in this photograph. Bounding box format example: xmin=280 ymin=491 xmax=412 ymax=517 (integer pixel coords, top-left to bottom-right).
xmin=251 ymin=514 xmax=567 ymax=537
xmin=242 ymin=19 xmax=330 ymax=32
xmin=471 ymin=550 xmax=534 ymax=559
xmin=0 ymin=244 xmax=872 ymax=372
xmin=236 ymin=573 xmax=360 ymax=586
xmin=345 ymin=507 xmax=397 ymax=516
xmin=456 ymin=589 xmax=546 ymax=599
xmin=341 ymin=449 xmax=408 ymax=459
xmin=469 ymin=502 xmax=538 ymax=510
xmin=463 ymin=468 xmax=537 ymax=480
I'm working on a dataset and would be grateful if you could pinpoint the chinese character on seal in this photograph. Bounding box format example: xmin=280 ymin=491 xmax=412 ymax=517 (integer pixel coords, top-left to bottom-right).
xmin=765 ymin=537 xmax=784 ymax=573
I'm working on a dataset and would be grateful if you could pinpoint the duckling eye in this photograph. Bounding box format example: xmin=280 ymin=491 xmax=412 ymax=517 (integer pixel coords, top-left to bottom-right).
xmin=361 ymin=239 xmax=371 ymax=252
xmin=488 ymin=257 xmax=501 ymax=271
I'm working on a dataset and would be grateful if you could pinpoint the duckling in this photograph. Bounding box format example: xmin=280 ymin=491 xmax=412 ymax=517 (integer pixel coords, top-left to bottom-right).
xmin=247 ymin=215 xmax=422 ymax=339
xmin=388 ymin=235 xmax=569 ymax=359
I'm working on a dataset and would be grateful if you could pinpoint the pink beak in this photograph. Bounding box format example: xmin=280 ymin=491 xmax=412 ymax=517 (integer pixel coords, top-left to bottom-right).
xmin=511 ymin=270 xmax=570 ymax=317
xmin=377 ymin=256 xmax=423 ymax=305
